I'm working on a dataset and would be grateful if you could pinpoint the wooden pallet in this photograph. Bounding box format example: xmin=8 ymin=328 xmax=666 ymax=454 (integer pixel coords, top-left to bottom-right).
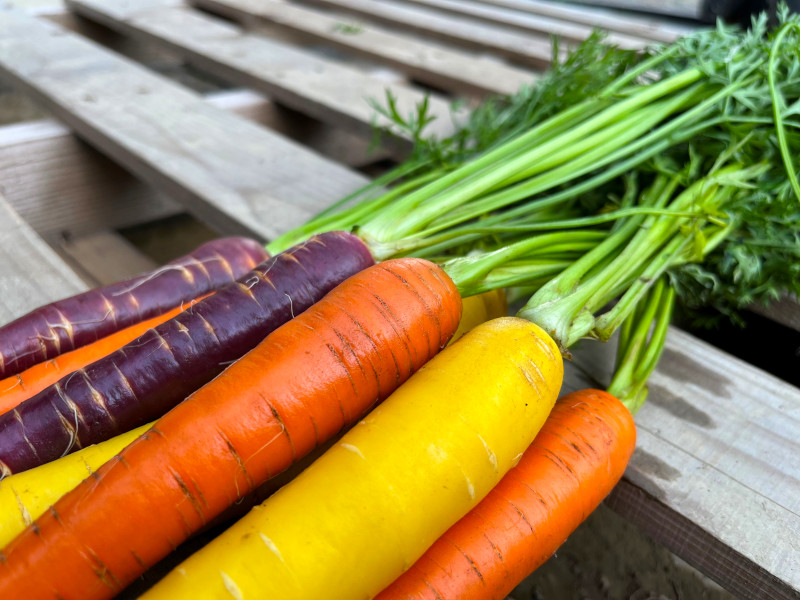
xmin=0 ymin=1 xmax=797 ymax=598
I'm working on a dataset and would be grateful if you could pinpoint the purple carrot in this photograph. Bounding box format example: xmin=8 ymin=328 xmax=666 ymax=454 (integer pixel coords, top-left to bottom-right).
xmin=0 ymin=237 xmax=268 ymax=380
xmin=0 ymin=231 xmax=374 ymax=475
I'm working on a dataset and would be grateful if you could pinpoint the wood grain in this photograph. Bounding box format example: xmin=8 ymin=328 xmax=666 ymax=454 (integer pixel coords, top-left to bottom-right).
xmin=58 ymin=230 xmax=160 ymax=287
xmin=467 ymin=0 xmax=695 ymax=43
xmin=196 ymin=0 xmax=537 ymax=97
xmin=0 ymin=194 xmax=86 ymax=324
xmin=0 ymin=11 xmax=369 ymax=243
xmin=0 ymin=89 xmax=382 ymax=243
xmin=292 ymin=0 xmax=561 ymax=68
xmin=395 ymin=0 xmax=649 ymax=48
xmin=68 ymin=0 xmax=461 ymax=155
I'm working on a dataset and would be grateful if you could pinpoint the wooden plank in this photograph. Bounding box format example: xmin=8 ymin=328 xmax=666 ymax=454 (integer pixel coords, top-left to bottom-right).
xmin=0 ymin=118 xmax=182 ymax=242
xmin=0 ymin=194 xmax=86 ymax=325
xmin=394 ymin=0 xmax=649 ymax=48
xmin=291 ymin=0 xmax=560 ymax=69
xmin=565 ymin=0 xmax=704 ymax=21
xmin=0 ymin=89 xmax=382 ymax=243
xmin=196 ymin=0 xmax=536 ymax=98
xmin=750 ymin=294 xmax=800 ymax=334
xmin=468 ymin=0 xmax=694 ymax=43
xmin=67 ymin=0 xmax=461 ymax=155
xmin=59 ymin=231 xmax=160 ymax=287
xmin=562 ymin=328 xmax=800 ymax=599
xmin=0 ymin=11 xmax=370 ymax=243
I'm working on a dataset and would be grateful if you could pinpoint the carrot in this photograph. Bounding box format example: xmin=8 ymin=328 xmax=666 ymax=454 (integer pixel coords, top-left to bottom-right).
xmin=0 ymin=231 xmax=373 ymax=475
xmin=375 ymin=388 xmax=636 ymax=600
xmin=138 ymin=316 xmax=561 ymax=600
xmin=0 ymin=296 xmax=209 ymax=416
xmin=450 ymin=288 xmax=507 ymax=344
xmin=0 ymin=257 xmax=462 ymax=600
xmin=0 ymin=237 xmax=267 ymax=379
xmin=0 ymin=423 xmax=151 ymax=548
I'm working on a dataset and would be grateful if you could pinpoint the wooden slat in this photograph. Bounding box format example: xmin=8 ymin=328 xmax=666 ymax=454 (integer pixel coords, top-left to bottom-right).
xmin=0 ymin=11 xmax=369 ymax=243
xmin=562 ymin=328 xmax=800 ymax=599
xmin=68 ymin=0 xmax=460 ymax=155
xmin=749 ymin=295 xmax=800 ymax=333
xmin=0 ymin=194 xmax=86 ymax=325
xmin=291 ymin=0 xmax=560 ymax=69
xmin=0 ymin=89 xmax=382 ymax=243
xmin=468 ymin=0 xmax=694 ymax=43
xmin=196 ymin=0 xmax=536 ymax=97
xmin=566 ymin=0 xmax=704 ymax=21
xmin=0 ymin=118 xmax=182 ymax=242
xmin=59 ymin=230 xmax=160 ymax=287
xmin=394 ymin=0 xmax=649 ymax=48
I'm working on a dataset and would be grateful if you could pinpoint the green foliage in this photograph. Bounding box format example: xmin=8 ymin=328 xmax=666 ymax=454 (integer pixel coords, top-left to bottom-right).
xmin=371 ymin=9 xmax=800 ymax=329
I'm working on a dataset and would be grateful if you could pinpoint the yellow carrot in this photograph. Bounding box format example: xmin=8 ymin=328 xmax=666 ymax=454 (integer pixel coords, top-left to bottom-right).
xmin=450 ymin=289 xmax=508 ymax=343
xmin=0 ymin=423 xmax=150 ymax=547
xmin=142 ymin=316 xmax=562 ymax=600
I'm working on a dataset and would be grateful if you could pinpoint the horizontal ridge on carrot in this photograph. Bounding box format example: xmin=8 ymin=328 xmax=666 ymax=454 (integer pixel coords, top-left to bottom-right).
xmin=0 ymin=296 xmax=208 ymax=416
xmin=0 ymin=257 xmax=460 ymax=600
xmin=0 ymin=231 xmax=373 ymax=475
xmin=0 ymin=236 xmax=268 ymax=380
xmin=375 ymin=389 xmax=636 ymax=600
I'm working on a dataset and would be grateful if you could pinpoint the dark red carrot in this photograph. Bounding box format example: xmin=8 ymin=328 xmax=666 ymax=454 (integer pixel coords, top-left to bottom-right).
xmin=0 ymin=231 xmax=374 ymax=475
xmin=375 ymin=389 xmax=636 ymax=600
xmin=0 ymin=296 xmax=209 ymax=417
xmin=0 ymin=258 xmax=461 ymax=600
xmin=0 ymin=237 xmax=268 ymax=380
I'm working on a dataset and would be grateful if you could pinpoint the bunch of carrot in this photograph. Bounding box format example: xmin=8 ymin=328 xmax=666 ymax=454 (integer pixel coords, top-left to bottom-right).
xmin=0 ymin=255 xmax=634 ymax=600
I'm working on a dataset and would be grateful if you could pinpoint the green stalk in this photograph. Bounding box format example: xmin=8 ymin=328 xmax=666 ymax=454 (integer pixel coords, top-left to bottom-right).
xmin=515 ymin=169 xmax=743 ymax=350
xmin=768 ymin=21 xmax=800 ymax=202
xmin=358 ymin=99 xmax=602 ymax=240
xmin=266 ymin=167 xmax=443 ymax=253
xmin=515 ymin=174 xmax=675 ymax=347
xmin=441 ymin=230 xmax=607 ymax=290
xmin=608 ymin=280 xmax=675 ymax=413
xmin=448 ymin=259 xmax=574 ymax=297
xmin=412 ymin=90 xmax=699 ymax=238
xmin=592 ymin=235 xmax=689 ymax=340
xmin=361 ymin=70 xmax=706 ymax=243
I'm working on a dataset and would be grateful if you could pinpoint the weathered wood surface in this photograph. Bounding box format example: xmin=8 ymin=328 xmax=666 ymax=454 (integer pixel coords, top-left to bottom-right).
xmin=563 ymin=328 xmax=800 ymax=600
xmin=0 ymin=11 xmax=370 ymax=243
xmin=394 ymin=0 xmax=649 ymax=48
xmin=567 ymin=0 xmax=704 ymax=20
xmin=0 ymin=194 xmax=86 ymax=324
xmin=59 ymin=230 xmax=160 ymax=287
xmin=0 ymin=118 xmax=181 ymax=242
xmin=467 ymin=0 xmax=694 ymax=43
xmin=0 ymin=89 xmax=380 ymax=243
xmin=68 ymin=0 xmax=461 ymax=154
xmin=293 ymin=0 xmax=560 ymax=68
xmin=195 ymin=0 xmax=536 ymax=97
xmin=749 ymin=295 xmax=800 ymax=333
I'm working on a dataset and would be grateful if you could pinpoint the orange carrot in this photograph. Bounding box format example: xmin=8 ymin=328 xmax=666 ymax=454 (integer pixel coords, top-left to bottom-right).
xmin=375 ymin=388 xmax=636 ymax=600
xmin=0 ymin=297 xmax=208 ymax=416
xmin=0 ymin=257 xmax=462 ymax=600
